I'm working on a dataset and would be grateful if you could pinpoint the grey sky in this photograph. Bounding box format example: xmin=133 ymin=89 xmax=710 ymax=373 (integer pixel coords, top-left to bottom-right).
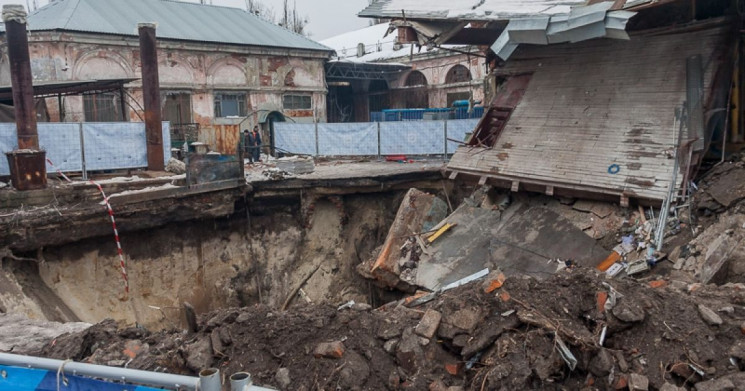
xmin=0 ymin=0 xmax=371 ymax=40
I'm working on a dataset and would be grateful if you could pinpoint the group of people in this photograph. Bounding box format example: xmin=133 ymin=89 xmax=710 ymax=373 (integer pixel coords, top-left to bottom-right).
xmin=243 ymin=126 xmax=262 ymax=163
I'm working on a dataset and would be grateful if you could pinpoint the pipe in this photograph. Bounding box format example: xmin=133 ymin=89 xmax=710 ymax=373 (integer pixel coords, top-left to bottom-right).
xmin=0 ymin=352 xmax=199 ymax=390
xmin=199 ymin=368 xmax=221 ymax=391
xmin=2 ymin=5 xmax=38 ymax=150
xmin=230 ymin=371 xmax=253 ymax=391
xmin=138 ymin=22 xmax=165 ymax=171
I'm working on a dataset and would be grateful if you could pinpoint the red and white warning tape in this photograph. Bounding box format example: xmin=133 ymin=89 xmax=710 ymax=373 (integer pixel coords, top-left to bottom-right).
xmin=46 ymin=158 xmax=72 ymax=183
xmin=45 ymin=158 xmax=130 ymax=294
xmin=89 ymin=180 xmax=129 ymax=294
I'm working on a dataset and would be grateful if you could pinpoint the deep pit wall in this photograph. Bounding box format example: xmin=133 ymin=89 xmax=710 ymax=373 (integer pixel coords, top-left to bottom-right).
xmin=1 ymin=192 xmax=403 ymax=329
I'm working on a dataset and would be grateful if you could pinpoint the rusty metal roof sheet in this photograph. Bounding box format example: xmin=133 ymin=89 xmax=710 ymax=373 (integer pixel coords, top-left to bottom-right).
xmin=23 ymin=0 xmax=331 ymax=53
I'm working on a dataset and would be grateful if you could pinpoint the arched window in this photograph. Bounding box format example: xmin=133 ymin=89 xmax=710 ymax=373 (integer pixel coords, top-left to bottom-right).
xmin=445 ymin=64 xmax=471 ymax=84
xmin=405 ymin=71 xmax=427 ymax=87
xmin=403 ymin=71 xmax=428 ymax=108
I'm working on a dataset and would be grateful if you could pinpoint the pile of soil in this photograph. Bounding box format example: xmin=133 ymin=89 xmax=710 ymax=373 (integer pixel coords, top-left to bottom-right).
xmin=37 ymin=267 xmax=745 ymax=390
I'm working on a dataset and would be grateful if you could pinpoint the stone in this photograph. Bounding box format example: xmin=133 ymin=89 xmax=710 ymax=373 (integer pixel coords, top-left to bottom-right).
xmin=235 ymin=312 xmax=251 ymax=324
xmin=695 ymin=378 xmax=735 ymax=391
xmin=378 ymin=320 xmax=404 ymax=340
xmin=429 ymin=380 xmax=448 ymax=391
xmin=728 ymin=341 xmax=745 ymax=360
xmin=452 ymin=334 xmax=470 ymax=348
xmin=628 ymin=373 xmax=649 ymax=391
xmin=275 ymin=368 xmax=291 ymax=389
xmin=589 ymin=349 xmax=615 ymax=377
xmin=612 ymin=300 xmax=646 ymax=323
xmin=415 ymin=309 xmax=442 ymax=339
xmin=660 ymin=383 xmax=684 ymax=391
xmin=352 ymin=303 xmax=372 ymax=311
xmin=384 ymin=338 xmax=399 ymax=354
xmin=165 ymin=157 xmax=186 ymax=174
xmin=184 ymin=337 xmax=213 ymax=371
xmin=338 ymin=351 xmax=370 ymax=389
xmin=448 ymin=307 xmax=483 ymax=332
xmin=396 ymin=328 xmax=424 ymax=374
xmin=313 ymin=341 xmax=345 ymax=359
xmin=698 ymin=304 xmax=724 ymax=326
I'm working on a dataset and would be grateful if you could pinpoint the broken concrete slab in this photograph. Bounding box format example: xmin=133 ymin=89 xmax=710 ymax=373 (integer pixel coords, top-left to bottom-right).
xmin=415 ymin=202 xmax=607 ymax=291
xmin=572 ymin=199 xmax=615 ymax=218
xmin=364 ymin=188 xmax=447 ymax=289
xmin=704 ymin=166 xmax=745 ymax=208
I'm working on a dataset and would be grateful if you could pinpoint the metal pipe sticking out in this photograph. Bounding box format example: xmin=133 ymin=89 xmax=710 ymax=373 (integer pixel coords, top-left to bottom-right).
xmin=3 ymin=4 xmax=47 ymax=190
xmin=0 ymin=352 xmax=200 ymax=390
xmin=137 ymin=22 xmax=165 ymax=171
xmin=230 ymin=372 xmax=253 ymax=391
xmin=199 ymin=368 xmax=221 ymax=391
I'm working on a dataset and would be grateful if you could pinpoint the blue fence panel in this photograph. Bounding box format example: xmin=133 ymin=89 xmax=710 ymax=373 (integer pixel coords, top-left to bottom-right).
xmin=380 ymin=121 xmax=446 ymax=155
xmin=0 ymin=123 xmax=16 ymax=175
xmin=274 ymin=123 xmax=316 ymax=155
xmin=83 ymin=122 xmax=148 ymax=170
xmin=39 ymin=123 xmax=84 ymax=173
xmin=0 ymin=122 xmax=171 ymax=175
xmin=446 ymin=118 xmax=480 ymax=153
xmin=0 ymin=365 xmax=162 ymax=391
xmin=318 ymin=122 xmax=378 ymax=156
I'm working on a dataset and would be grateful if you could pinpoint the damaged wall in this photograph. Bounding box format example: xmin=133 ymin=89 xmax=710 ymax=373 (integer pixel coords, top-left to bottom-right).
xmin=0 ymin=31 xmax=329 ymax=154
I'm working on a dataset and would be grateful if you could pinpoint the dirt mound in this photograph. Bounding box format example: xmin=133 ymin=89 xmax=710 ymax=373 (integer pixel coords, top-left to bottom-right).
xmin=37 ymin=268 xmax=745 ymax=390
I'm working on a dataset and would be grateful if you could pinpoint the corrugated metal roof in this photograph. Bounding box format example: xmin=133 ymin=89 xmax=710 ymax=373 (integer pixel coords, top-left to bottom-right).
xmin=23 ymin=0 xmax=331 ymax=53
xmin=358 ymin=0 xmax=586 ymax=21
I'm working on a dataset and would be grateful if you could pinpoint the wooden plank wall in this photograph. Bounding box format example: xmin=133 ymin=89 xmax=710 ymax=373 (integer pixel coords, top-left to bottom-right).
xmin=449 ymin=25 xmax=731 ymax=202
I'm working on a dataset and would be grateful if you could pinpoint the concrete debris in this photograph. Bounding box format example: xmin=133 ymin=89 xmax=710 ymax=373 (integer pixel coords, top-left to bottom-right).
xmin=33 ymin=267 xmax=745 ymax=390
xmin=698 ymin=304 xmax=724 ymax=326
xmin=313 ymin=341 xmax=346 ymax=358
xmin=0 ymin=314 xmax=90 ymax=354
xmin=275 ymin=156 xmax=315 ymax=175
xmin=165 ymin=157 xmax=186 ymax=174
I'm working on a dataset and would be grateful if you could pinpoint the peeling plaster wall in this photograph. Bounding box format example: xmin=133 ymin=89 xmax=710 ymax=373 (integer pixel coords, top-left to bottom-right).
xmin=389 ymin=53 xmax=486 ymax=108
xmin=0 ymin=32 xmax=329 ymax=153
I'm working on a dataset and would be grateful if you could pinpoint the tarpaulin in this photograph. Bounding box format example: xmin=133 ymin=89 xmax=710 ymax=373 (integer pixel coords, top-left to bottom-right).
xmin=273 ymin=123 xmax=316 ymax=156
xmin=0 ymin=365 xmax=162 ymax=391
xmin=318 ymin=122 xmax=377 ymax=156
xmin=0 ymin=122 xmax=171 ymax=175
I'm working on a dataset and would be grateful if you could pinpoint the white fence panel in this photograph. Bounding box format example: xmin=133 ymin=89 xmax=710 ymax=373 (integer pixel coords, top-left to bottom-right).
xmin=39 ymin=123 xmax=84 ymax=173
xmin=84 ymin=122 xmax=148 ymax=170
xmin=274 ymin=123 xmax=316 ymax=155
xmin=0 ymin=124 xmax=16 ymax=175
xmin=318 ymin=123 xmax=377 ymax=156
xmin=380 ymin=121 xmax=446 ymax=155
xmin=446 ymin=118 xmax=479 ymax=152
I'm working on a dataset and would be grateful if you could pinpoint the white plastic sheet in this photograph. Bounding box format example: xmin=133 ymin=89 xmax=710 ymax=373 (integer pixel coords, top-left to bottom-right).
xmin=318 ymin=123 xmax=377 ymax=156
xmin=0 ymin=122 xmax=171 ymax=175
xmin=446 ymin=119 xmax=479 ymax=152
xmin=380 ymin=121 xmax=446 ymax=155
xmin=273 ymin=119 xmax=481 ymax=157
xmin=274 ymin=123 xmax=317 ymax=156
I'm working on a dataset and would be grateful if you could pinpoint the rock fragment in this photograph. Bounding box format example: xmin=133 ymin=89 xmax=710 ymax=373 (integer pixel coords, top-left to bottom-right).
xmin=698 ymin=304 xmax=724 ymax=326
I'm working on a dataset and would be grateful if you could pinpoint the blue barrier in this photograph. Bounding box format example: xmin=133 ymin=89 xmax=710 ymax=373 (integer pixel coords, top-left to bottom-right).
xmin=0 ymin=365 xmax=163 ymax=391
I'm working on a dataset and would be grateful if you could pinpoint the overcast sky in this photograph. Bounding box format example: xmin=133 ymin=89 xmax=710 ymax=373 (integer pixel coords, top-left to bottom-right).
xmin=0 ymin=0 xmax=371 ymax=40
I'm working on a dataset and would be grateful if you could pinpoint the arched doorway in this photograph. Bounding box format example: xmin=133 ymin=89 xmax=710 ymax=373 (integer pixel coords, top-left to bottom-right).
xmin=260 ymin=111 xmax=285 ymax=156
xmin=404 ymin=71 xmax=428 ymax=108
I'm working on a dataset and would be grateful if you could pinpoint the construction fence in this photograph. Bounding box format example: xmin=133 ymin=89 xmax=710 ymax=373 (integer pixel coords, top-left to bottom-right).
xmin=274 ymin=118 xmax=480 ymax=157
xmin=0 ymin=122 xmax=171 ymax=176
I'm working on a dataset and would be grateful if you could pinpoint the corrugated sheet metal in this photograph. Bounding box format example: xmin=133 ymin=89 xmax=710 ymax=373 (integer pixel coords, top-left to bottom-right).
xmin=449 ymin=26 xmax=731 ymax=202
xmin=24 ymin=0 xmax=331 ymax=53
xmin=358 ymin=0 xmax=586 ymax=21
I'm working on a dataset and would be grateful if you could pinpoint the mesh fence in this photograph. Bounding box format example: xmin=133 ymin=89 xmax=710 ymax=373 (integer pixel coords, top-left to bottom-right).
xmin=0 ymin=122 xmax=171 ymax=175
xmin=275 ymin=118 xmax=480 ymax=158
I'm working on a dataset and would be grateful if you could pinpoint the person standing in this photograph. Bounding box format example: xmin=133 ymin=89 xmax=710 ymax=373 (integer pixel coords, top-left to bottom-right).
xmin=242 ymin=129 xmax=253 ymax=163
xmin=250 ymin=126 xmax=262 ymax=163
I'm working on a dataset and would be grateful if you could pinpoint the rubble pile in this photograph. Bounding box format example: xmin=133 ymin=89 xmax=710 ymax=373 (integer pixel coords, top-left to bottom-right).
xmin=37 ymin=268 xmax=745 ymax=390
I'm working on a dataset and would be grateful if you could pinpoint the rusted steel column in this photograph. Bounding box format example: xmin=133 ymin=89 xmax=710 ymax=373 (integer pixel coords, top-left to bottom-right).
xmin=3 ymin=4 xmax=46 ymax=191
xmin=3 ymin=5 xmax=38 ymax=150
xmin=138 ymin=22 xmax=164 ymax=171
